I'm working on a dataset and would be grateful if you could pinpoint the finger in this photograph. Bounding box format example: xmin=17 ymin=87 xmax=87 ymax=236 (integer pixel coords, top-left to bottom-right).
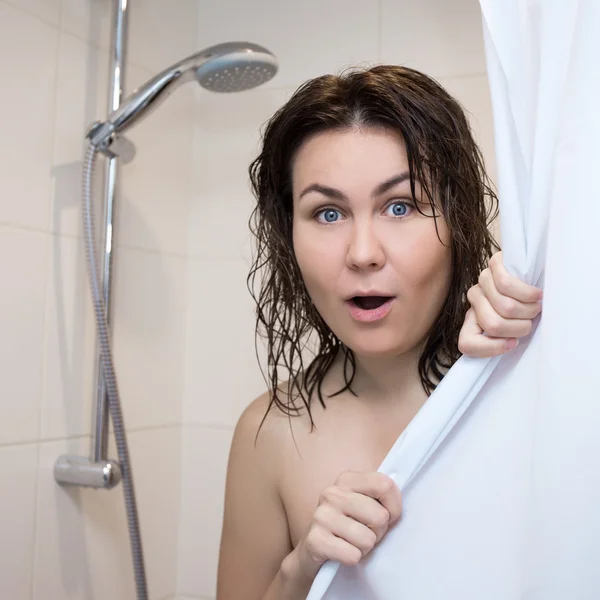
xmin=335 ymin=471 xmax=402 ymax=524
xmin=479 ymin=269 xmax=542 ymax=320
xmin=333 ymin=491 xmax=394 ymax=541
xmin=489 ymin=252 xmax=543 ymax=303
xmin=467 ymin=285 xmax=533 ymax=339
xmin=458 ymin=308 xmax=518 ymax=358
xmin=324 ymin=511 xmax=379 ymax=556
xmin=306 ymin=525 xmax=363 ymax=567
xmin=323 ymin=534 xmax=363 ymax=566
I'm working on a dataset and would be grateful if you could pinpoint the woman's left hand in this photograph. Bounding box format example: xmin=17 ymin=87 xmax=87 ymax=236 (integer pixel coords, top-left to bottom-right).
xmin=458 ymin=251 xmax=543 ymax=358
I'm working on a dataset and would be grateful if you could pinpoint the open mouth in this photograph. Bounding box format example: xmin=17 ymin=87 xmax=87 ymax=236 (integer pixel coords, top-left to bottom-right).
xmin=350 ymin=296 xmax=394 ymax=310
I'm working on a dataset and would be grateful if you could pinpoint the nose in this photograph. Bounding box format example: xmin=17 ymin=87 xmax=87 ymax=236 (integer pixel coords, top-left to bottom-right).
xmin=345 ymin=219 xmax=386 ymax=271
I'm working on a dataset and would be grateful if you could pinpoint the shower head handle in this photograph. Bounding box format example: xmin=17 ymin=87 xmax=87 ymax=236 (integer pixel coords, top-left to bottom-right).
xmin=87 ymin=60 xmax=195 ymax=146
xmin=87 ymin=41 xmax=278 ymax=147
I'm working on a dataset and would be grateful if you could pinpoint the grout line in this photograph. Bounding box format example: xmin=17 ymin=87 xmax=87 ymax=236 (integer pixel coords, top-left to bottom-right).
xmin=0 ymin=435 xmax=89 ymax=450
xmin=120 ymin=422 xmax=183 ymax=435
xmin=0 ymin=423 xmax=184 ymax=449
xmin=36 ymin=0 xmax=63 ymax=446
xmin=3 ymin=0 xmax=60 ymax=30
xmin=0 ymin=224 xmax=192 ymax=260
xmin=30 ymin=442 xmax=42 ymax=600
xmin=0 ymin=223 xmax=51 ymax=236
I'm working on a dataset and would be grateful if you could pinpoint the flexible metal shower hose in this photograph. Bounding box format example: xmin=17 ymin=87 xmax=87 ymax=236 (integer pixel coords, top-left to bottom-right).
xmin=82 ymin=143 xmax=149 ymax=600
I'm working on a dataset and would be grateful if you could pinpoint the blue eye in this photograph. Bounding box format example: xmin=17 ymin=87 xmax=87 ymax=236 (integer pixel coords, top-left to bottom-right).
xmin=317 ymin=209 xmax=341 ymax=223
xmin=387 ymin=202 xmax=410 ymax=217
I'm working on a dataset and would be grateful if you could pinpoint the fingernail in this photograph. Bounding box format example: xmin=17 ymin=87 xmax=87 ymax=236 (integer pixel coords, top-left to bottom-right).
xmin=538 ymin=290 xmax=544 ymax=301
xmin=505 ymin=338 xmax=519 ymax=350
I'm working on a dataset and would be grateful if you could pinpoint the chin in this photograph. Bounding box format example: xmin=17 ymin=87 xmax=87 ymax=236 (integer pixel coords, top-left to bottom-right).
xmin=344 ymin=335 xmax=413 ymax=359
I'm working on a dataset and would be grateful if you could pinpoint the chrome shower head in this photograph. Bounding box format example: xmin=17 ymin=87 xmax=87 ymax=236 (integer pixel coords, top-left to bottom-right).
xmin=87 ymin=42 xmax=278 ymax=147
xmin=194 ymin=42 xmax=278 ymax=92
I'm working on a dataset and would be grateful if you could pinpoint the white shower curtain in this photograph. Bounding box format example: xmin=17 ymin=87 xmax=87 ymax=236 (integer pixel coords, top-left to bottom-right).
xmin=307 ymin=0 xmax=600 ymax=597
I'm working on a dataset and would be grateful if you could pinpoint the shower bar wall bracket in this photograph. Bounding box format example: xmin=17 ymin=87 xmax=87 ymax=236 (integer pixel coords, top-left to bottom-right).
xmin=87 ymin=120 xmax=137 ymax=163
xmin=54 ymin=455 xmax=122 ymax=489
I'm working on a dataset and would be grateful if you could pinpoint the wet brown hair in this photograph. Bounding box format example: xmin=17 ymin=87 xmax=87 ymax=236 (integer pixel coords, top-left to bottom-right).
xmin=247 ymin=65 xmax=499 ymax=429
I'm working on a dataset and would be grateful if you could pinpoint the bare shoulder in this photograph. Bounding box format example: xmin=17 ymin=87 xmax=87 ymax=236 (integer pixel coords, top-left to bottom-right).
xmin=234 ymin=380 xmax=312 ymax=453
xmin=217 ymin=383 xmax=307 ymax=600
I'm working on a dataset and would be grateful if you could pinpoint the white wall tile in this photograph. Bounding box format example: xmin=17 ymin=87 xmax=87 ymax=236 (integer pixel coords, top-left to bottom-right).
xmin=52 ymin=32 xmax=110 ymax=237
xmin=116 ymin=63 xmax=194 ymax=256
xmin=177 ymin=426 xmax=233 ymax=598
xmin=0 ymin=443 xmax=38 ymax=600
xmin=61 ymin=0 xmax=113 ymax=50
xmin=0 ymin=4 xmax=58 ymax=231
xmin=41 ymin=235 xmax=96 ymax=440
xmin=183 ymin=258 xmax=265 ymax=427
xmin=127 ymin=0 xmax=199 ymax=73
xmin=6 ymin=0 xmax=61 ymax=26
xmin=62 ymin=0 xmax=198 ymax=74
xmin=34 ymin=428 xmax=181 ymax=600
xmin=0 ymin=227 xmax=47 ymax=444
xmin=33 ymin=436 xmax=134 ymax=600
xmin=111 ymin=247 xmax=187 ymax=430
xmin=197 ymin=0 xmax=379 ymax=89
xmin=125 ymin=427 xmax=182 ymax=600
xmin=381 ymin=0 xmax=487 ymax=78
xmin=190 ymin=86 xmax=291 ymax=259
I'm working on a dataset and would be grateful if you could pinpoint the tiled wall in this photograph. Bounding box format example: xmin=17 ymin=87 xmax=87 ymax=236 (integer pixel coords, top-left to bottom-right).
xmin=179 ymin=1 xmax=496 ymax=599
xmin=0 ymin=0 xmax=197 ymax=598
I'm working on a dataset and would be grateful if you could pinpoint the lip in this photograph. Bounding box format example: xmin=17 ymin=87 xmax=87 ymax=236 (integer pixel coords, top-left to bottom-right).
xmin=345 ymin=296 xmax=395 ymax=323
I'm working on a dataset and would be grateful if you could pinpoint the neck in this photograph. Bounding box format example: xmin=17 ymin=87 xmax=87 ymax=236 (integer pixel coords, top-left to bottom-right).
xmin=329 ymin=344 xmax=428 ymax=407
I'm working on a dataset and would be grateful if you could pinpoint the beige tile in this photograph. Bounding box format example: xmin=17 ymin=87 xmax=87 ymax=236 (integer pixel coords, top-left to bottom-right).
xmin=6 ymin=0 xmax=61 ymax=26
xmin=116 ymin=63 xmax=195 ymax=256
xmin=0 ymin=443 xmax=38 ymax=599
xmin=197 ymin=0 xmax=379 ymax=89
xmin=381 ymin=0 xmax=487 ymax=78
xmin=127 ymin=0 xmax=198 ymax=74
xmin=60 ymin=0 xmax=113 ymax=50
xmin=33 ymin=436 xmax=134 ymax=600
xmin=34 ymin=429 xmax=181 ymax=600
xmin=41 ymin=235 xmax=96 ymax=440
xmin=122 ymin=427 xmax=182 ymax=600
xmin=62 ymin=0 xmax=198 ymax=75
xmin=111 ymin=246 xmax=187 ymax=430
xmin=190 ymin=86 xmax=292 ymax=259
xmin=51 ymin=32 xmax=110 ymax=237
xmin=0 ymin=4 xmax=58 ymax=231
xmin=0 ymin=227 xmax=47 ymax=443
xmin=183 ymin=258 xmax=265 ymax=427
xmin=177 ymin=426 xmax=233 ymax=598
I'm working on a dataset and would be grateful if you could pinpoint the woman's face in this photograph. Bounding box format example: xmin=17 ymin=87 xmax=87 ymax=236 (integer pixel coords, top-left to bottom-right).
xmin=292 ymin=126 xmax=453 ymax=359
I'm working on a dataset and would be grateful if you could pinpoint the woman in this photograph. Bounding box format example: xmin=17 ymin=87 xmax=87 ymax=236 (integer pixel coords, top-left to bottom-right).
xmin=217 ymin=65 xmax=542 ymax=600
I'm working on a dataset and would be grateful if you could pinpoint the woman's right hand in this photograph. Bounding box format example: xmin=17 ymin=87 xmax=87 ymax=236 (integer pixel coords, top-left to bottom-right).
xmin=282 ymin=471 xmax=402 ymax=586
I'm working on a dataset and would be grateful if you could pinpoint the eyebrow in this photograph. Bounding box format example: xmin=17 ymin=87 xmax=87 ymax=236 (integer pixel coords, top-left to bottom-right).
xmin=298 ymin=171 xmax=413 ymax=202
